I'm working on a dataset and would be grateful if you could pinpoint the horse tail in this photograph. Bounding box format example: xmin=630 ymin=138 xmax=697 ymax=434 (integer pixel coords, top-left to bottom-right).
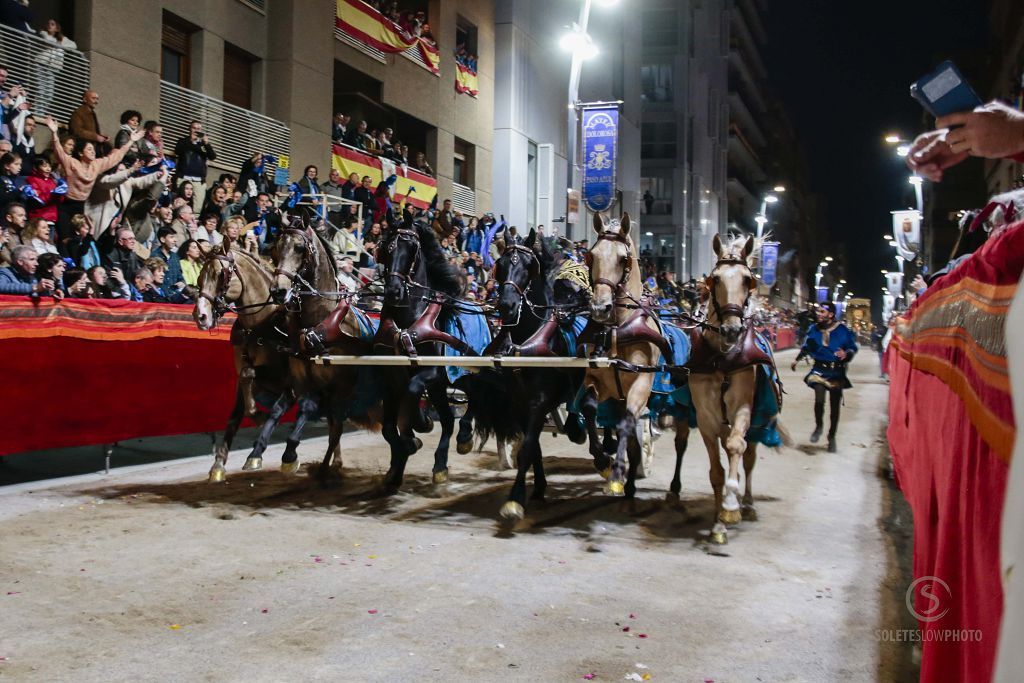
xmin=463 ymin=373 xmax=525 ymax=446
xmin=349 ymin=403 xmax=383 ymax=433
xmin=773 ymin=418 xmax=794 ymax=449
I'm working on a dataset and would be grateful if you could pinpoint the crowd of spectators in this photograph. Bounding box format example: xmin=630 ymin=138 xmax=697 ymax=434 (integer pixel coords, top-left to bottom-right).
xmin=331 ymin=111 xmax=434 ymax=178
xmin=360 ymin=0 xmax=436 ymax=47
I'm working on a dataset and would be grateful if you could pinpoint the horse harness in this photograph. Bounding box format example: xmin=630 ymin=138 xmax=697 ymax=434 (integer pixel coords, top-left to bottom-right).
xmin=587 ymin=230 xmax=633 ymax=298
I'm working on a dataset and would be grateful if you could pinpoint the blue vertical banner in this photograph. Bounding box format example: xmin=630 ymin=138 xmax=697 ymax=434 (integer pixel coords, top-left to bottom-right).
xmin=760 ymin=241 xmax=779 ymax=287
xmin=581 ymin=106 xmax=619 ymax=213
xmin=815 ymin=286 xmax=829 ymax=303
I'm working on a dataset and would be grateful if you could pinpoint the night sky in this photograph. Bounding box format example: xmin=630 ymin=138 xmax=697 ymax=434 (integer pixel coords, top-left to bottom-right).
xmin=764 ymin=1 xmax=991 ymax=308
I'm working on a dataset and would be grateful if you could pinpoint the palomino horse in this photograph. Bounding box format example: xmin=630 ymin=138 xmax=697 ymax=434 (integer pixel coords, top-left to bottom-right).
xmin=687 ymin=233 xmax=786 ymax=544
xmin=193 ymin=245 xmax=317 ymax=482
xmin=578 ymin=212 xmax=659 ymax=498
xmin=271 ymin=223 xmax=381 ymax=481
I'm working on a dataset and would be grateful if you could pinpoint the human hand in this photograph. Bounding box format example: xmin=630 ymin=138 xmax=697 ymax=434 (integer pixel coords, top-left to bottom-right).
xmin=97 ymin=134 xmax=109 ymax=143
xmin=835 ymin=349 xmax=847 ymax=361
xmin=911 ymin=274 xmax=927 ymax=292
xmin=110 ymin=266 xmax=125 ymax=284
xmin=52 ymin=288 xmax=65 ymax=300
xmin=18 ymin=100 xmax=29 ymax=111
xmin=906 ymin=130 xmax=966 ymax=182
xmin=129 ymin=129 xmax=145 ymax=143
xmin=938 ymin=101 xmax=1024 ymax=160
xmin=37 ymin=278 xmax=55 ymax=292
xmin=43 ymin=116 xmax=59 ymax=133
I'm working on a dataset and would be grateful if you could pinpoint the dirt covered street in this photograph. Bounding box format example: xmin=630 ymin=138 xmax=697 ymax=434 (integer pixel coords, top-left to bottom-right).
xmin=0 ymin=350 xmax=916 ymax=682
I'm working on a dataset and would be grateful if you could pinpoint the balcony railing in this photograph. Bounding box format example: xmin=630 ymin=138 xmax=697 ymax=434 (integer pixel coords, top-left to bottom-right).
xmin=334 ymin=25 xmax=387 ymax=64
xmin=159 ymin=80 xmax=290 ymax=176
xmin=0 ymin=24 xmax=90 ymax=124
xmin=451 ymin=182 xmax=476 ymax=215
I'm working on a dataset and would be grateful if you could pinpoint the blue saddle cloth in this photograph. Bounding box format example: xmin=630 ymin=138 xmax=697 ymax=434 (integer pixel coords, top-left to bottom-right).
xmin=444 ymin=305 xmax=492 ymax=383
xmin=352 ymin=306 xmax=378 ymax=340
xmin=559 ymin=315 xmax=589 ymax=356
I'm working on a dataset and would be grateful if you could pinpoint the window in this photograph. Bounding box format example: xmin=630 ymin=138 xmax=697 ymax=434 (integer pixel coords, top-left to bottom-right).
xmin=641 ymin=171 xmax=673 ymax=215
xmin=642 ymin=8 xmax=677 ymax=49
xmin=453 ymin=138 xmax=472 ymax=186
xmin=641 ymin=122 xmax=677 ymax=159
xmin=641 ymin=63 xmax=673 ymax=103
xmin=161 ymin=12 xmax=196 ymax=88
xmin=527 ymin=141 xmax=538 ymax=231
xmin=456 ymin=16 xmax=478 ymax=70
xmin=223 ymin=43 xmax=256 ymax=109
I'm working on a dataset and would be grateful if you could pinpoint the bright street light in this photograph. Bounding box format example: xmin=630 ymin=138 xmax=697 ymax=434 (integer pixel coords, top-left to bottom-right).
xmin=764 ymin=194 xmax=779 ymax=204
xmin=560 ymin=29 xmax=598 ymax=59
xmin=897 ymin=145 xmax=911 ymax=157
xmin=885 ymin=134 xmax=902 ymax=144
xmin=773 ymin=185 xmax=786 ymax=193
xmin=908 ymin=175 xmax=923 ymax=187
xmin=889 ymin=240 xmax=899 ymax=247
xmin=883 ymin=234 xmax=893 ymax=240
xmin=825 ymin=256 xmax=834 ymax=262
xmin=839 ymin=279 xmax=847 ymax=284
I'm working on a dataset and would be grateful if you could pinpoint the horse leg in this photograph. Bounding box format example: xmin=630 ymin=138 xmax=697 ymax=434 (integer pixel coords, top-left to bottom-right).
xmin=210 ymin=385 xmax=246 ymax=483
xmin=499 ymin=407 xmax=545 ymax=521
xmin=426 ymin=375 xmax=455 ymax=485
xmin=244 ymin=391 xmax=296 ymax=471
xmin=720 ymin=369 xmax=755 ymax=526
xmin=317 ymin=416 xmax=345 ymax=486
xmin=690 ymin=374 xmax=729 ymax=544
xmin=668 ymin=419 xmax=691 ymax=501
xmin=381 ymin=392 xmax=413 ymax=493
xmin=456 ymin=402 xmax=474 ymax=455
xmin=741 ymin=441 xmax=758 ymax=521
xmin=280 ymin=395 xmax=316 ymax=474
xmin=579 ymin=387 xmax=611 ymax=476
xmin=602 ymin=426 xmax=618 ymax=455
xmin=620 ymin=374 xmax=654 ymax=499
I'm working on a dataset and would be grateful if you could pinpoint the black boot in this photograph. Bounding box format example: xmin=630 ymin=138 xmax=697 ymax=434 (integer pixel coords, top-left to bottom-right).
xmin=810 ymin=426 xmax=822 ymax=443
xmin=827 ymin=389 xmax=841 ymax=453
xmin=827 ymin=437 xmax=837 ymax=453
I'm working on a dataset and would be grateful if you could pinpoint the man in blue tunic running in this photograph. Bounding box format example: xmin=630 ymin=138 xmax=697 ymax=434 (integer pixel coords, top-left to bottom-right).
xmin=791 ymin=302 xmax=858 ymax=453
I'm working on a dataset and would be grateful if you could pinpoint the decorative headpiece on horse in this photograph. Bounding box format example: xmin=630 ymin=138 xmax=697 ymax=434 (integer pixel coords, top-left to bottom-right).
xmin=554 ymin=261 xmax=592 ymax=295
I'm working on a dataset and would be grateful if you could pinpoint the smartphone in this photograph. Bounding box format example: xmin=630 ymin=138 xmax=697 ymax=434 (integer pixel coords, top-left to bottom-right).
xmin=911 ymin=61 xmax=983 ymax=118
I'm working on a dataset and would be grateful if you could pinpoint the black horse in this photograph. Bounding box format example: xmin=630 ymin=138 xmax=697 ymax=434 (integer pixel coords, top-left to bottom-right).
xmin=466 ymin=229 xmax=599 ymax=520
xmin=375 ymin=215 xmax=476 ymax=492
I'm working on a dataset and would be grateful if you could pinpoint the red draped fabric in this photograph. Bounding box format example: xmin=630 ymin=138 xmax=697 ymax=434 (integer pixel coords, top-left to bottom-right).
xmin=887 ymin=220 xmax=1024 ymax=682
xmin=0 ymin=296 xmax=242 ymax=455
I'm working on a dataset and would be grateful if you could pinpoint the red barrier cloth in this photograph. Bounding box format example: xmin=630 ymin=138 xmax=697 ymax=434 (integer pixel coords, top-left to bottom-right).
xmin=0 ymin=296 xmax=241 ymax=456
xmin=887 ymin=220 xmax=1024 ymax=683
xmin=774 ymin=326 xmax=796 ymax=350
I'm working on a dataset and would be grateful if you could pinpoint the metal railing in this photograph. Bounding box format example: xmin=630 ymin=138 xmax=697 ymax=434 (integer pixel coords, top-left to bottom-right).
xmin=0 ymin=24 xmax=90 ymax=124
xmin=159 ymin=80 xmax=290 ymax=176
xmin=334 ymin=26 xmax=387 ymax=64
xmin=451 ymin=181 xmax=476 ymax=215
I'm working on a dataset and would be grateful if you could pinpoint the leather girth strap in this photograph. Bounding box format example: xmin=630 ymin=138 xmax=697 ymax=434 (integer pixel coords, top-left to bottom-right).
xmin=374 ymin=300 xmax=476 ymax=357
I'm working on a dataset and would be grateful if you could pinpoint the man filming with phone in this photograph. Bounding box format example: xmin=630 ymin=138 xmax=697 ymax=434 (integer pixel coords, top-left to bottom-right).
xmin=174 ymin=120 xmax=216 ymax=209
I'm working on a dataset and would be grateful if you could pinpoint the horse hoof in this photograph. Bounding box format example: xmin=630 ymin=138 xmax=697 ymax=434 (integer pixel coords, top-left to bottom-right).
xmin=500 ymin=501 xmax=525 ymax=521
xmin=280 ymin=461 xmax=299 ymax=475
xmin=709 ymin=530 xmax=728 ymax=545
xmin=606 ymin=480 xmax=625 ymax=496
xmin=456 ymin=439 xmax=473 ymax=455
xmin=242 ymin=456 xmax=263 ymax=471
xmin=719 ymin=508 xmax=742 ymax=525
xmin=741 ymin=505 xmax=758 ymax=521
xmin=208 ymin=467 xmax=226 ymax=483
xmin=432 ymin=469 xmax=449 ymax=485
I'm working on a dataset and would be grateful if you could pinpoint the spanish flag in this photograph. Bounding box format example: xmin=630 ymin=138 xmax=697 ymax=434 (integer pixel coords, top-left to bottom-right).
xmin=335 ymin=0 xmax=416 ymax=53
xmin=455 ymin=63 xmax=478 ymax=98
xmin=331 ymin=144 xmax=437 ymax=211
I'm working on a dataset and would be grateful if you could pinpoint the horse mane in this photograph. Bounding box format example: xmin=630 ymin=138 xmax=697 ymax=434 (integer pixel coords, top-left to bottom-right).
xmin=414 ymin=219 xmax=464 ymax=297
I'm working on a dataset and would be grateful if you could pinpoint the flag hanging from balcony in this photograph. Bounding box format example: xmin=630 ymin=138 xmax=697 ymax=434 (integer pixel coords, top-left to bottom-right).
xmin=331 ymin=144 xmax=436 ymax=211
xmin=455 ymin=63 xmax=478 ymax=97
xmin=581 ymin=105 xmax=619 ymax=212
xmin=419 ymin=40 xmax=440 ymax=75
xmin=336 ymin=0 xmax=419 ymax=53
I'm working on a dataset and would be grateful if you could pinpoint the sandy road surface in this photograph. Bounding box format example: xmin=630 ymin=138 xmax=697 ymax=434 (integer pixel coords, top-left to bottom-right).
xmin=0 ymin=350 xmax=915 ymax=682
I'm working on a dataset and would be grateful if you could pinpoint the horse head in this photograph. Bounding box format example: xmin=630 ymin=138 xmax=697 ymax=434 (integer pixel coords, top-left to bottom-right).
xmin=270 ymin=220 xmax=316 ymax=304
xmin=707 ymin=233 xmax=756 ymax=346
xmin=193 ymin=246 xmax=240 ymax=330
xmin=587 ymin=212 xmax=635 ymax=324
xmin=381 ymin=214 xmax=427 ymax=307
xmin=494 ymin=227 xmax=541 ymax=324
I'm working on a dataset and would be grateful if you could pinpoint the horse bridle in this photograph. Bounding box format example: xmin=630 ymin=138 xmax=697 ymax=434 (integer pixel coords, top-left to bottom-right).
xmin=498 ymin=243 xmax=539 ymax=298
xmin=272 ymin=227 xmax=315 ymax=283
xmin=588 ymin=231 xmax=633 ymax=297
xmin=706 ymin=254 xmax=754 ymax=327
xmin=383 ymin=227 xmax=432 ymax=302
xmin=198 ymin=249 xmax=240 ymax=317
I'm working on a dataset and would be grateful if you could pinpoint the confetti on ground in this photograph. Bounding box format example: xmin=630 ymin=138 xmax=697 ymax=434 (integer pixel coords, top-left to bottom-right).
xmin=6 ymin=592 xmax=19 ymax=595
xmin=629 ymin=613 xmax=636 ymax=619
xmin=583 ymin=674 xmax=596 ymax=680
xmin=367 ymin=609 xmax=378 ymax=615
xmin=635 ymin=664 xmax=648 ymax=669
xmin=622 ymin=626 xmax=631 ymax=633
xmin=169 ymin=624 xmax=181 ymax=630
xmin=637 ymin=634 xmax=648 ymax=639
xmin=642 ymin=675 xmax=651 ymax=681
xmin=261 ymin=609 xmax=268 ymax=614
xmin=625 ymin=674 xmax=643 ymax=682
xmin=496 ymin=643 xmax=505 ymax=649
xmin=368 ymin=555 xmax=378 ymax=559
